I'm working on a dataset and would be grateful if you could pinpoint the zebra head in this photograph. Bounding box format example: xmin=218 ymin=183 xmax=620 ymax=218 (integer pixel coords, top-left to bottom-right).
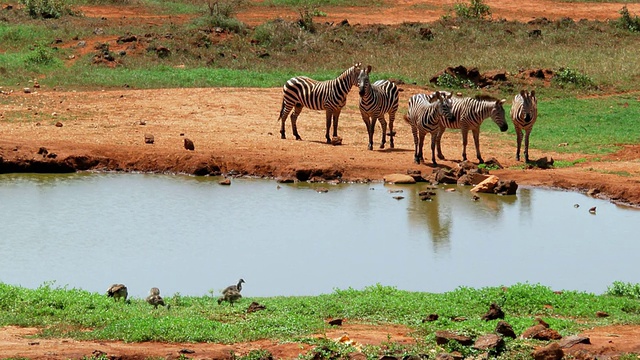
xmin=491 ymin=98 xmax=508 ymax=132
xmin=429 ymin=91 xmax=453 ymax=118
xmin=344 ymin=62 xmax=363 ymax=88
xmin=520 ymin=90 xmax=537 ymax=123
xmin=358 ymin=65 xmax=372 ymax=96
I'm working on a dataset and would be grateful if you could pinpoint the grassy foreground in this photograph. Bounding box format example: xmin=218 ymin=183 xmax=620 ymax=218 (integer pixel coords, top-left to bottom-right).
xmin=2 ymin=282 xmax=640 ymax=358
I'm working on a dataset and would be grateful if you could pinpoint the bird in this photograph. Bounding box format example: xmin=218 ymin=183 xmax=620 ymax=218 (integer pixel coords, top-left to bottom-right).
xmin=589 ymin=206 xmax=597 ymax=214
xmin=106 ymin=284 xmax=128 ymax=302
xmin=223 ymin=278 xmax=245 ymax=295
xmin=146 ymin=287 xmax=168 ymax=309
xmin=218 ymin=289 xmax=242 ymax=306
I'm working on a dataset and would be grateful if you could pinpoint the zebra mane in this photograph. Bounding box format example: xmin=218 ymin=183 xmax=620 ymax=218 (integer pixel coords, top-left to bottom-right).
xmin=473 ymin=94 xmax=500 ymax=102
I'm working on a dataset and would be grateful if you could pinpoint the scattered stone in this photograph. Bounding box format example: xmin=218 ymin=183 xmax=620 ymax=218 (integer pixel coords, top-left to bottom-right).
xmin=419 ymin=27 xmax=434 ymax=40
xmin=433 ymin=168 xmax=457 ymax=184
xmin=589 ymin=206 xmax=596 ymax=214
xmin=144 ymin=134 xmax=154 ymax=144
xmin=435 ymin=331 xmax=473 ymax=346
xmin=558 ymin=335 xmax=590 ymax=348
xmin=316 ymin=187 xmax=329 ymax=193
xmin=384 ymin=174 xmax=416 ymax=184
xmin=471 ymin=175 xmax=500 ymax=194
xmin=494 ymin=180 xmax=518 ymax=195
xmin=481 ymin=302 xmax=505 ymax=321
xmin=47 ymin=153 xmax=57 ymax=159
xmin=534 ymin=156 xmax=554 ymax=169
xmin=328 ymin=318 xmax=343 ymax=326
xmin=28 ymin=341 xmax=39 ymax=345
xmin=422 ymin=314 xmax=439 ymax=322
xmin=155 ymin=46 xmax=171 ymax=58
xmin=76 ymin=40 xmax=87 ymax=48
xmin=496 ymin=320 xmax=516 ymax=338
xmin=532 ymin=342 xmax=563 ymax=360
xmin=587 ymin=188 xmax=600 ymax=197
xmin=55 ymin=121 xmax=63 ymax=127
xmin=473 ymin=333 xmax=504 ymax=350
xmin=558 ymin=142 xmax=568 ymax=147
xmin=247 ymin=301 xmax=266 ymax=313
xmin=472 ymin=195 xmax=480 ymax=201
xmin=331 ymin=136 xmax=342 ymax=145
xmin=528 ymin=29 xmax=542 ymax=37
xmin=388 ymin=189 xmax=403 ymax=193
xmin=573 ymin=204 xmax=580 ymax=208
xmin=139 ymin=120 xmax=146 ymax=125
xmin=276 ymin=177 xmax=295 ymax=183
xmin=37 ymin=147 xmax=48 ymax=156
xmin=218 ymin=178 xmax=231 ymax=185
xmin=451 ymin=316 xmax=467 ymax=322
xmin=393 ymin=196 xmax=404 ymax=200
xmin=484 ymin=157 xmax=503 ymax=169
xmin=406 ymin=169 xmax=425 ymax=182
xmin=595 ymin=311 xmax=609 ymax=318
xmin=23 ymin=87 xmax=31 ymax=94
xmin=184 ymin=138 xmax=195 ymax=150
xmin=179 ymin=349 xmax=196 ymax=354
xmin=521 ymin=324 xmax=562 ymax=341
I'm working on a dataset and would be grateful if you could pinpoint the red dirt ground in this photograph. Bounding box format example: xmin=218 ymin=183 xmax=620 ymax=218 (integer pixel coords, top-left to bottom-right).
xmin=1 ymin=1 xmax=640 ymax=359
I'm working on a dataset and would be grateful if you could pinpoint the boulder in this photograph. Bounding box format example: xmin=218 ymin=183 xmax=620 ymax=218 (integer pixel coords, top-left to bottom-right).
xmin=435 ymin=330 xmax=473 ymax=346
xmin=496 ymin=320 xmax=516 ymax=338
xmin=433 ymin=168 xmax=457 ymax=184
xmin=521 ymin=324 xmax=562 ymax=340
xmin=384 ymin=174 xmax=416 ymax=184
xmin=473 ymin=333 xmax=504 ymax=350
xmin=494 ymin=180 xmax=518 ymax=195
xmin=532 ymin=342 xmax=564 ymax=360
xmin=471 ymin=175 xmax=499 ymax=193
xmin=558 ymin=335 xmax=590 ymax=348
xmin=481 ymin=302 xmax=505 ymax=321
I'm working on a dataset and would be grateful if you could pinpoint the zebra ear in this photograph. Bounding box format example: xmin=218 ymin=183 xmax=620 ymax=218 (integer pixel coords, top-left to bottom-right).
xmin=499 ymin=99 xmax=506 ymax=105
xmin=366 ymin=65 xmax=372 ymax=74
xmin=530 ymin=90 xmax=536 ymax=98
xmin=520 ymin=90 xmax=526 ymax=97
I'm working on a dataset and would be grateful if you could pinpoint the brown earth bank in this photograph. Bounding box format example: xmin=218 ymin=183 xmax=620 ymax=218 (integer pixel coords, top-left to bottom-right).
xmin=1 ymin=86 xmax=639 ymax=207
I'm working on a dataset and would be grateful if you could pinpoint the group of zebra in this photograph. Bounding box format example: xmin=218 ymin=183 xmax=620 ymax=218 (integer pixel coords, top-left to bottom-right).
xmin=277 ymin=63 xmax=538 ymax=165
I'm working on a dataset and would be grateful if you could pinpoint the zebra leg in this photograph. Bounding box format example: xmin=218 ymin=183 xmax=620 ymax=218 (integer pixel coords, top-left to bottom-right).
xmin=436 ymin=127 xmax=446 ymax=160
xmin=291 ymin=104 xmax=303 ymax=140
xmin=417 ymin=130 xmax=426 ymax=164
xmin=325 ymin=110 xmax=333 ymax=143
xmin=378 ymin=116 xmax=387 ymax=149
xmin=524 ymin=128 xmax=532 ymax=162
xmin=279 ymin=102 xmax=293 ymax=140
xmin=361 ymin=113 xmax=374 ymax=150
xmin=331 ymin=109 xmax=342 ymax=142
xmin=461 ymin=128 xmax=470 ymax=162
xmin=388 ymin=111 xmax=396 ymax=149
xmin=515 ymin=127 xmax=523 ymax=161
xmin=471 ymin=128 xmax=483 ymax=164
xmin=429 ymin=130 xmax=438 ymax=166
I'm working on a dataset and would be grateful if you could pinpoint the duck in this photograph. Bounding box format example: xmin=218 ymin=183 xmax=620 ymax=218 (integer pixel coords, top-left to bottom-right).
xmin=146 ymin=287 xmax=168 ymax=309
xmin=106 ymin=284 xmax=128 ymax=302
xmin=218 ymin=289 xmax=242 ymax=306
xmin=223 ymin=278 xmax=245 ymax=295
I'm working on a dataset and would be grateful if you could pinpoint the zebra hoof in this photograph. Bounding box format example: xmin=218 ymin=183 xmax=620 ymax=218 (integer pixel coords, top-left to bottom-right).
xmin=368 ymin=144 xmax=373 ymax=151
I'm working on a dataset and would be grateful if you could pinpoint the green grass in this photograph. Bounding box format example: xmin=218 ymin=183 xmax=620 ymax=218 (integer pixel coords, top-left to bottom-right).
xmin=1 ymin=282 xmax=640 ymax=357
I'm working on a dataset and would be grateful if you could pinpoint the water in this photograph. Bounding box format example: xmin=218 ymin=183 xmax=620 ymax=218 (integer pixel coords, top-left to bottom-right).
xmin=0 ymin=173 xmax=637 ymax=299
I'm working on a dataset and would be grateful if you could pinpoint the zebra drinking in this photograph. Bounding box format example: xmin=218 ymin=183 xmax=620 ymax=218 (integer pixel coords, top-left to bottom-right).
xmin=278 ymin=63 xmax=362 ymax=144
xmin=357 ymin=65 xmax=399 ymax=150
xmin=510 ymin=90 xmax=538 ymax=162
xmin=404 ymin=91 xmax=453 ymax=166
xmin=435 ymin=94 xmax=508 ymax=164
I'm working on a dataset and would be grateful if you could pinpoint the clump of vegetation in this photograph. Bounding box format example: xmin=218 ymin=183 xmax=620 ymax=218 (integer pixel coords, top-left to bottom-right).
xmin=196 ymin=0 xmax=247 ymax=33
xmin=436 ymin=73 xmax=476 ymax=89
xmin=19 ymin=0 xmax=74 ymax=18
xmin=615 ymin=6 xmax=640 ymax=32
xmin=606 ymin=281 xmax=640 ymax=300
xmin=453 ymin=0 xmax=491 ymax=20
xmin=552 ymin=67 xmax=595 ymax=89
xmin=25 ymin=43 xmax=56 ymax=65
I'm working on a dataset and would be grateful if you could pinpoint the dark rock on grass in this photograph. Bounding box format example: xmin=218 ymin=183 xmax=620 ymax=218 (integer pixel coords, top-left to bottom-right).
xmin=481 ymin=303 xmax=505 ymax=321
xmin=496 ymin=320 xmax=516 ymax=338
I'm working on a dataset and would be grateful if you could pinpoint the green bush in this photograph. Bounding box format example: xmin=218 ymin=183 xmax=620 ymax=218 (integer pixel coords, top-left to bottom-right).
xmin=453 ymin=0 xmax=491 ymax=20
xmin=436 ymin=73 xmax=476 ymax=89
xmin=552 ymin=67 xmax=595 ymax=89
xmin=606 ymin=281 xmax=640 ymax=300
xmin=19 ymin=0 xmax=73 ymax=18
xmin=25 ymin=43 xmax=55 ymax=65
xmin=615 ymin=6 xmax=640 ymax=32
xmin=200 ymin=0 xmax=247 ymax=33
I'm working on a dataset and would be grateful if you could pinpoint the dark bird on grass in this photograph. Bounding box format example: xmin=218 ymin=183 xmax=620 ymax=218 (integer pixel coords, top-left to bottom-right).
xmin=146 ymin=287 xmax=169 ymax=309
xmin=107 ymin=284 xmax=128 ymax=302
xmin=218 ymin=289 xmax=242 ymax=306
xmin=223 ymin=278 xmax=245 ymax=295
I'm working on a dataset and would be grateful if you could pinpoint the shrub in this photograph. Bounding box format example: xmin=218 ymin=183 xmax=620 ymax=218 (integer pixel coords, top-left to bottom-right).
xmin=606 ymin=281 xmax=640 ymax=299
xmin=436 ymin=73 xmax=476 ymax=89
xmin=201 ymin=0 xmax=247 ymax=33
xmin=615 ymin=6 xmax=640 ymax=32
xmin=25 ymin=43 xmax=55 ymax=65
xmin=19 ymin=0 xmax=73 ymax=18
xmin=552 ymin=67 xmax=595 ymax=89
xmin=453 ymin=0 xmax=491 ymax=20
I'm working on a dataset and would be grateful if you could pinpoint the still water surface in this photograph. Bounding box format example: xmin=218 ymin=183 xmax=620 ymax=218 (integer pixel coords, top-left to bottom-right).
xmin=0 ymin=173 xmax=637 ymax=299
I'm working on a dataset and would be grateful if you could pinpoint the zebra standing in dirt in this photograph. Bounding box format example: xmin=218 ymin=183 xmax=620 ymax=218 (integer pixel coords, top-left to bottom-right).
xmin=404 ymin=91 xmax=453 ymax=166
xmin=435 ymin=94 xmax=508 ymax=164
xmin=278 ymin=63 xmax=362 ymax=144
xmin=510 ymin=90 xmax=538 ymax=162
xmin=357 ymin=65 xmax=399 ymax=150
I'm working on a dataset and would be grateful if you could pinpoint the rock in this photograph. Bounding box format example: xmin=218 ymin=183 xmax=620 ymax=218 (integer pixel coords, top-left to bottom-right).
xmin=589 ymin=206 xmax=597 ymax=214
xmin=558 ymin=335 xmax=590 ymax=348
xmin=184 ymin=138 xmax=195 ymax=150
xmin=434 ymin=330 xmax=473 ymax=346
xmin=328 ymin=318 xmax=343 ymax=326
xmin=55 ymin=121 xmax=63 ymax=127
xmin=316 ymin=187 xmax=329 ymax=193
xmin=384 ymin=174 xmax=416 ymax=184
xmin=331 ymin=136 xmax=342 ymax=145
xmin=23 ymin=87 xmax=31 ymax=94
xmin=473 ymin=333 xmax=504 ymax=350
xmin=535 ymin=156 xmax=554 ymax=169
xmin=595 ymin=311 xmax=609 ymax=317
xmin=494 ymin=180 xmax=518 ymax=195
xmin=422 ymin=314 xmax=439 ymax=322
xmin=406 ymin=169 xmax=425 ymax=182
xmin=433 ymin=168 xmax=457 ymax=184
xmin=276 ymin=177 xmax=295 ymax=183
xmin=218 ymin=178 xmax=231 ymax=185
xmin=435 ymin=352 xmax=463 ymax=360
xmin=144 ymin=134 xmax=154 ymax=144
xmin=496 ymin=320 xmax=516 ymax=338
xmin=37 ymin=147 xmax=48 ymax=156
xmin=483 ymin=157 xmax=503 ymax=169
xmin=521 ymin=324 xmax=562 ymax=340
xmin=481 ymin=302 xmax=505 ymax=321
xmin=471 ymin=175 xmax=500 ymax=193
xmin=247 ymin=301 xmax=266 ymax=313
xmin=532 ymin=342 xmax=564 ymax=360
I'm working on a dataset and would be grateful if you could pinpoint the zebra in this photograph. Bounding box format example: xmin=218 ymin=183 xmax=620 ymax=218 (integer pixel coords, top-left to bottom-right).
xmin=357 ymin=65 xmax=399 ymax=150
xmin=404 ymin=91 xmax=453 ymax=166
xmin=278 ymin=63 xmax=362 ymax=144
xmin=510 ymin=90 xmax=538 ymax=162
xmin=435 ymin=94 xmax=508 ymax=164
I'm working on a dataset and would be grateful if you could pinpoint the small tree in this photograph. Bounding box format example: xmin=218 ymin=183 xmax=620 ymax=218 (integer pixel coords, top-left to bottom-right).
xmin=615 ymin=6 xmax=640 ymax=32
xmin=453 ymin=0 xmax=491 ymax=20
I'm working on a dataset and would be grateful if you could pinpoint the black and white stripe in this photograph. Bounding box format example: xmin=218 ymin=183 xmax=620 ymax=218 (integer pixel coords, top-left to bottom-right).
xmin=510 ymin=90 xmax=538 ymax=162
xmin=404 ymin=91 xmax=453 ymax=166
xmin=435 ymin=94 xmax=508 ymax=163
xmin=278 ymin=63 xmax=362 ymax=144
xmin=357 ymin=65 xmax=400 ymax=150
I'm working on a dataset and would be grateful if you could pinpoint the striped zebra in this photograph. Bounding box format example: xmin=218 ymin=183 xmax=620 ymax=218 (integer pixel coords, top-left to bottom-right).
xmin=435 ymin=94 xmax=508 ymax=164
xmin=404 ymin=91 xmax=453 ymax=166
xmin=510 ymin=90 xmax=538 ymax=162
xmin=357 ymin=65 xmax=399 ymax=150
xmin=278 ymin=63 xmax=362 ymax=144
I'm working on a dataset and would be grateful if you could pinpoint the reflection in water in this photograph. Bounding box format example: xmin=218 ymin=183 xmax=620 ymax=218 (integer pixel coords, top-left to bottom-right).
xmin=0 ymin=173 xmax=638 ymax=298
